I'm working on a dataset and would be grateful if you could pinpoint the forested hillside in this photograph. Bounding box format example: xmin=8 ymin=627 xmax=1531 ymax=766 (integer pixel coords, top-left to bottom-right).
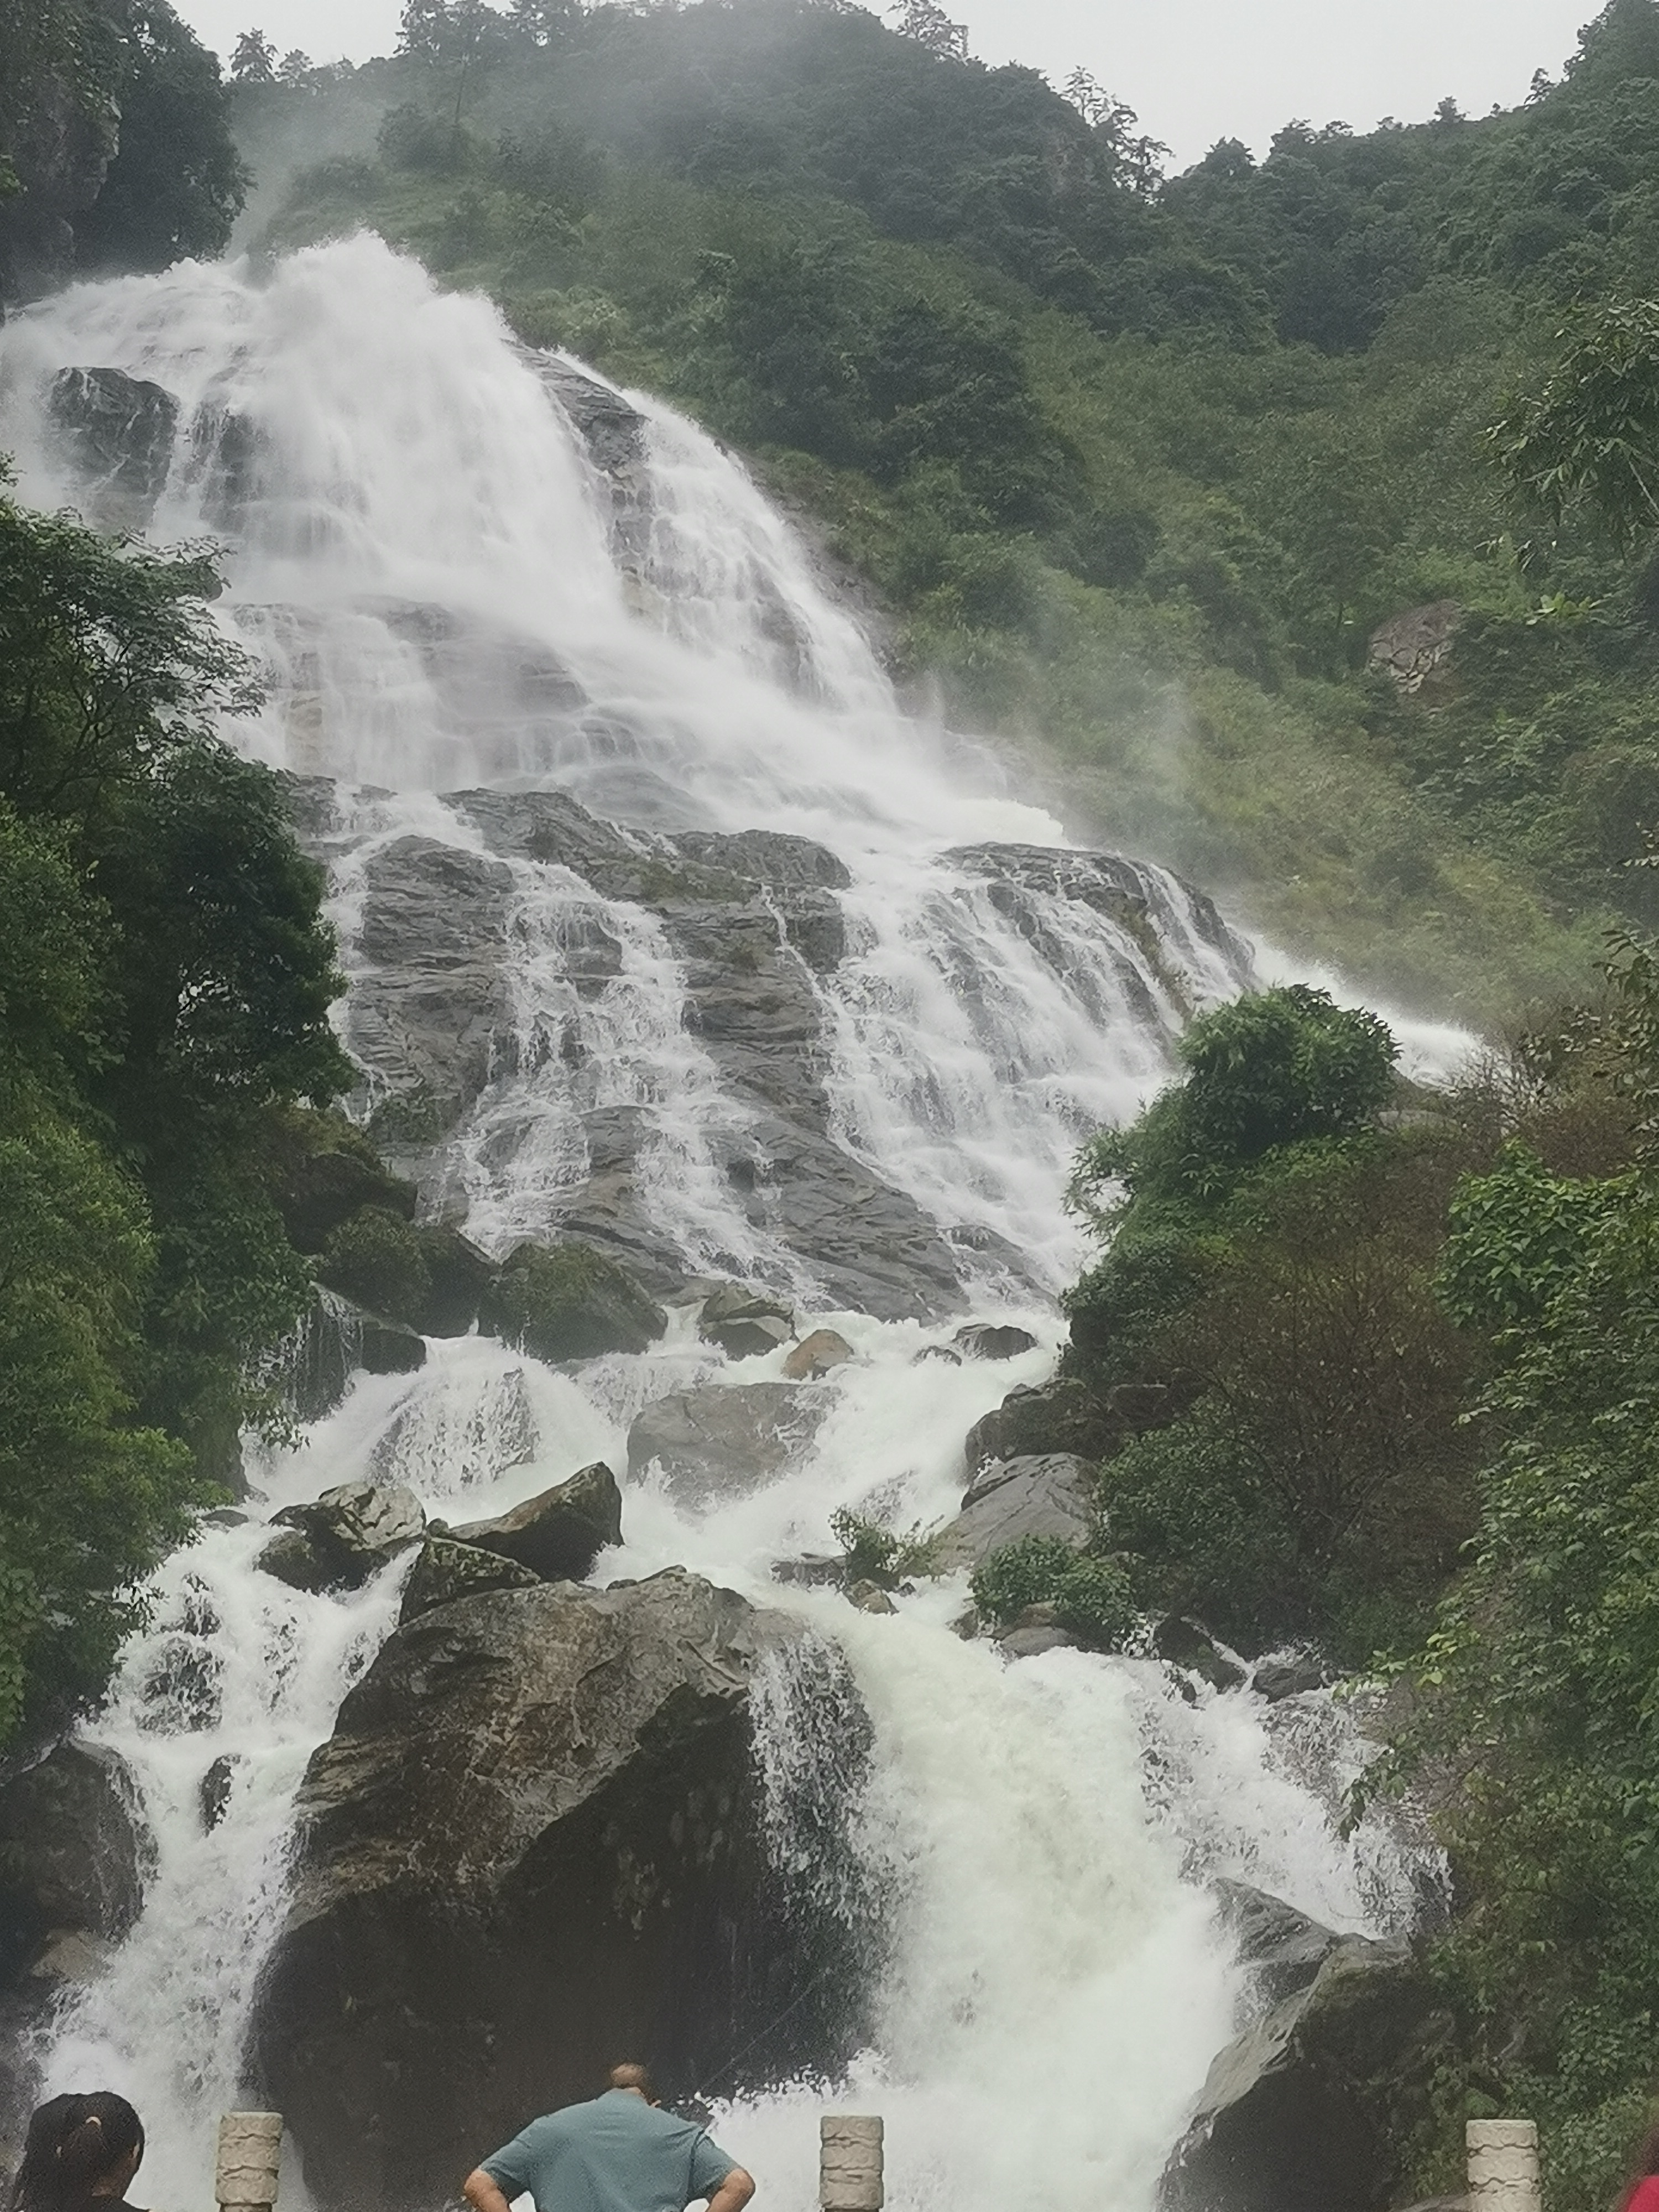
xmin=242 ymin=0 xmax=1659 ymax=1013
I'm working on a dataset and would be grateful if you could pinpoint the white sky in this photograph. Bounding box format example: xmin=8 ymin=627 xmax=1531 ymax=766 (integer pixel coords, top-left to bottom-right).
xmin=173 ymin=0 xmax=1598 ymax=169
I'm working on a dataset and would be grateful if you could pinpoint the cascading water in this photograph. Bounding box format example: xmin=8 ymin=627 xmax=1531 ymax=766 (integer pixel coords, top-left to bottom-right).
xmin=0 ymin=234 xmax=1437 ymax=2212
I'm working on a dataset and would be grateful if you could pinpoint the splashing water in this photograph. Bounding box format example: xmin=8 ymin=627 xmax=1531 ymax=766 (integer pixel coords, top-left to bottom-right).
xmin=0 ymin=235 xmax=1437 ymax=2212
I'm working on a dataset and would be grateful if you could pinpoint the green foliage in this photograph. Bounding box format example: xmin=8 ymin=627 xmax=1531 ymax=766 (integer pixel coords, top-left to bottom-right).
xmin=829 ymin=1507 xmax=940 ymax=1588
xmin=969 ymin=1535 xmax=1136 ymax=1648
xmin=317 ymin=1204 xmax=432 ymax=1323
xmin=0 ymin=486 xmax=349 ymax=1742
xmin=1490 ymin=298 xmax=1659 ymax=553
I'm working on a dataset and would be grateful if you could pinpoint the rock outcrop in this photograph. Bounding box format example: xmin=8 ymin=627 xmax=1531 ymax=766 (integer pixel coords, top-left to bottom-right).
xmin=0 ymin=1741 xmax=148 ymax=1943
xmin=446 ymin=1462 xmax=623 ymax=1582
xmin=1161 ymin=1934 xmax=1453 ymax=2212
xmin=628 ymin=1383 xmax=830 ymax=1504
xmin=251 ymin=1571 xmax=871 ymax=2210
xmin=267 ymin=1291 xmax=426 ymax=1425
xmin=953 ymin=1322 xmax=1039 ymax=1361
xmin=397 ymin=1535 xmax=541 ymax=1624
xmin=933 ymin=1453 xmax=1094 ymax=1571
xmin=698 ymin=1284 xmax=795 ymax=1360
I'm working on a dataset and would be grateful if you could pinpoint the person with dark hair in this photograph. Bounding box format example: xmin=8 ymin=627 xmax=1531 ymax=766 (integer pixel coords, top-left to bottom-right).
xmin=463 ymin=2065 xmax=754 ymax=2212
xmin=1620 ymin=2123 xmax=1659 ymax=2212
xmin=11 ymin=2094 xmax=146 ymax=2212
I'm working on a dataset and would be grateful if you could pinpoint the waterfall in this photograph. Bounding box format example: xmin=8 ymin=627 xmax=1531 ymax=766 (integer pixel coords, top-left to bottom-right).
xmin=0 ymin=235 xmax=1435 ymax=2212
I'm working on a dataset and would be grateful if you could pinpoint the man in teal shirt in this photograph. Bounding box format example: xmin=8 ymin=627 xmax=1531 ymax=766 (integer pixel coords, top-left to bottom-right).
xmin=463 ymin=2067 xmax=755 ymax=2212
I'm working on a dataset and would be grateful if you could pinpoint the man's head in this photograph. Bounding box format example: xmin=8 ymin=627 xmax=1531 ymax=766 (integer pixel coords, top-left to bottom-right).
xmin=608 ymin=2064 xmax=655 ymax=2103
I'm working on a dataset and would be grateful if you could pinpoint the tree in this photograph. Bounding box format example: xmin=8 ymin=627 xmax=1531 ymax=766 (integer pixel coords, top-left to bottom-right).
xmin=229 ymin=25 xmax=276 ymax=80
xmin=887 ymin=0 xmax=967 ymax=64
xmin=1490 ymin=298 xmax=1659 ymax=554
xmin=1060 ymin=67 xmax=1167 ymax=194
xmin=276 ymin=47 xmax=312 ymax=83
xmin=73 ymin=0 xmax=248 ymax=270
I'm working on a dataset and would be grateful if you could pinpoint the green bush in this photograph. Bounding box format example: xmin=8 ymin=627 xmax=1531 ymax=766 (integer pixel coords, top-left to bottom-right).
xmin=970 ymin=1536 xmax=1137 ymax=1650
xmin=317 ymin=1204 xmax=431 ymax=1324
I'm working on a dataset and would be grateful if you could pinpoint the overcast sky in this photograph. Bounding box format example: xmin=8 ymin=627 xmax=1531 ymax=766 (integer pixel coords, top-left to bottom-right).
xmin=173 ymin=0 xmax=1599 ymax=169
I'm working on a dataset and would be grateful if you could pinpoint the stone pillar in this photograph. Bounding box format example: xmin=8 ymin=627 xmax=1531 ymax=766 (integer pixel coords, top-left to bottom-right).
xmin=820 ymin=2116 xmax=883 ymax=2212
xmin=1468 ymin=2119 xmax=1541 ymax=2212
xmin=216 ymin=2113 xmax=283 ymax=2212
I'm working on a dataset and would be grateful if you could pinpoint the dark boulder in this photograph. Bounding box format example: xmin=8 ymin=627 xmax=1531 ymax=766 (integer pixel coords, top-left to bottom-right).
xmin=47 ymin=367 xmax=178 ymax=530
xmin=933 ymin=1454 xmax=1094 ymax=1572
xmin=260 ymin=1482 xmax=426 ymax=1594
xmin=1252 ymin=1656 xmax=1330 ymax=1704
xmin=483 ymin=1241 xmax=667 ymax=1361
xmin=200 ymin=1753 xmax=239 ymax=1834
xmin=398 ymin=1536 xmax=541 ymax=1625
xmin=317 ymin=1209 xmax=493 ymax=1338
xmin=953 ymin=1323 xmax=1039 ymax=1361
xmin=268 ymin=1292 xmax=427 ymax=1425
xmin=251 ymin=1572 xmax=872 ymax=2211
xmin=0 ymin=1741 xmax=148 ymax=1943
xmin=627 ymin=1384 xmax=829 ymax=1505
xmin=268 ymin=1112 xmax=418 ymax=1254
xmin=698 ymin=1285 xmax=794 ymax=1360
xmin=1152 ymin=1616 xmax=1246 ymax=1693
xmin=447 ymin=1463 xmax=623 ymax=1583
xmin=964 ymin=1379 xmax=1117 ymax=1474
xmin=1161 ymin=1936 xmax=1453 ymax=2212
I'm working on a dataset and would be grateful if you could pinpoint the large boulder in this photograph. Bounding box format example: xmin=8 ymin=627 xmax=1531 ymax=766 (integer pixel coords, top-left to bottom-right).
xmin=1212 ymin=1883 xmax=1343 ymax=2015
xmin=932 ymin=1454 xmax=1094 ymax=1572
xmin=316 ymin=1208 xmax=494 ymax=1338
xmin=1161 ymin=1934 xmax=1453 ymax=2212
xmin=268 ymin=1292 xmax=426 ymax=1425
xmin=627 ymin=1384 xmax=830 ymax=1505
xmin=964 ymin=1379 xmax=1118 ymax=1474
xmin=446 ymin=1462 xmax=623 ymax=1582
xmin=267 ymin=1111 xmax=418 ymax=1255
xmin=260 ymin=1482 xmax=426 ymax=1593
xmin=953 ymin=1322 xmax=1039 ymax=1361
xmin=251 ymin=1572 xmax=872 ymax=2211
xmin=482 ymin=1241 xmax=667 ymax=1361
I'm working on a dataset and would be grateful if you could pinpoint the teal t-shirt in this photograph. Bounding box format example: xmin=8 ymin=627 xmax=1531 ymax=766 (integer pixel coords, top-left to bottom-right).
xmin=483 ymin=2091 xmax=738 ymax=2212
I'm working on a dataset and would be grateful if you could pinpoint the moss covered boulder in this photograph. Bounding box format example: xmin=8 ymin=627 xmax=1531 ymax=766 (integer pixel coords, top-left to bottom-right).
xmin=316 ymin=1208 xmax=493 ymax=1337
xmin=483 ymin=1241 xmax=667 ymax=1362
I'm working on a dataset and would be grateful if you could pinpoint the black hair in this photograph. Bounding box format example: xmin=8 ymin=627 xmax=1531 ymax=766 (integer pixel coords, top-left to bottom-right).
xmin=11 ymin=2095 xmax=144 ymax=2212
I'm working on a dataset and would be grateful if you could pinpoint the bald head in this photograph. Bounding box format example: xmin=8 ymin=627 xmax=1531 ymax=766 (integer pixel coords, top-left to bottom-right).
xmin=608 ymin=2064 xmax=655 ymax=2100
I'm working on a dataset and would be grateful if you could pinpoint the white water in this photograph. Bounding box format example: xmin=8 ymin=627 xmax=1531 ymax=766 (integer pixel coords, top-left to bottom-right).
xmin=0 ymin=236 xmax=1434 ymax=2212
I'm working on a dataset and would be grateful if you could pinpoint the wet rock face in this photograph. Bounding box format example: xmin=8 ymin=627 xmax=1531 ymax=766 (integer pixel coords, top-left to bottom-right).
xmin=964 ymin=1379 xmax=1119 ymax=1472
xmin=260 ymin=1481 xmax=426 ymax=1593
xmin=252 ymin=1571 xmax=868 ymax=2212
xmin=47 ymin=367 xmax=179 ymax=530
xmin=0 ymin=1742 xmax=148 ymax=1944
xmin=397 ymin=1535 xmax=541 ymax=1624
xmin=628 ymin=1383 xmax=830 ymax=1505
xmin=482 ymin=1241 xmax=667 ymax=1361
xmin=1161 ymin=1934 xmax=1452 ymax=2212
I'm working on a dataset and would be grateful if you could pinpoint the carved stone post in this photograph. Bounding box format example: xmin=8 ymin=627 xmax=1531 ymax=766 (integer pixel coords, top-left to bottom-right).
xmin=820 ymin=2116 xmax=883 ymax=2212
xmin=1468 ymin=2119 xmax=1541 ymax=2212
xmin=216 ymin=2113 xmax=283 ymax=2212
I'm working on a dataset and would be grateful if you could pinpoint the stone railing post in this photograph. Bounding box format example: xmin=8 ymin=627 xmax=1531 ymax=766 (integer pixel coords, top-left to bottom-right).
xmin=1468 ymin=2119 xmax=1541 ymax=2212
xmin=820 ymin=2116 xmax=883 ymax=2212
xmin=216 ymin=2113 xmax=283 ymax=2212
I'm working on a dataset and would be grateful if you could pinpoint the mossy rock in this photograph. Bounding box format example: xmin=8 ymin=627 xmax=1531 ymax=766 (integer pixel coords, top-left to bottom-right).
xmin=483 ymin=1241 xmax=667 ymax=1361
xmin=316 ymin=1208 xmax=492 ymax=1337
xmin=266 ymin=1106 xmax=417 ymax=1255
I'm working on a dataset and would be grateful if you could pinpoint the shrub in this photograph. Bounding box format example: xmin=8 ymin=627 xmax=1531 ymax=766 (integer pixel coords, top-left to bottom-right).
xmin=970 ymin=1536 xmax=1137 ymax=1650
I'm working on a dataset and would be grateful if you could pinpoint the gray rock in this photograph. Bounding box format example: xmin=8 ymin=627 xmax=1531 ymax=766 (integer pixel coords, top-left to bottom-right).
xmin=627 ymin=1383 xmax=830 ymax=1505
xmin=398 ymin=1536 xmax=541 ymax=1625
xmin=1161 ymin=1936 xmax=1453 ymax=2212
xmin=1213 ymin=1881 xmax=1343 ymax=2013
xmin=269 ymin=1119 xmax=418 ymax=1255
xmin=447 ymin=1462 xmax=623 ymax=1583
xmin=200 ymin=1753 xmax=239 ymax=1833
xmin=933 ymin=1454 xmax=1094 ymax=1572
xmin=46 ymin=366 xmax=178 ymax=530
xmin=964 ymin=1379 xmax=1118 ymax=1474
xmin=782 ymin=1328 xmax=854 ymax=1379
xmin=770 ymin=1553 xmax=844 ymax=1589
xmin=1253 ymin=1656 xmax=1330 ymax=1703
xmin=0 ymin=1741 xmax=148 ymax=1940
xmin=1152 ymin=1616 xmax=1246 ymax=1692
xmin=262 ymin=1482 xmax=426 ymax=1593
xmin=953 ymin=1323 xmax=1039 ymax=1360
xmin=267 ymin=1291 xmax=428 ymax=1425
xmin=914 ymin=1344 xmax=962 ymax=1366
xmin=250 ymin=1571 xmax=871 ymax=2210
xmin=699 ymin=1284 xmax=794 ymax=1360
